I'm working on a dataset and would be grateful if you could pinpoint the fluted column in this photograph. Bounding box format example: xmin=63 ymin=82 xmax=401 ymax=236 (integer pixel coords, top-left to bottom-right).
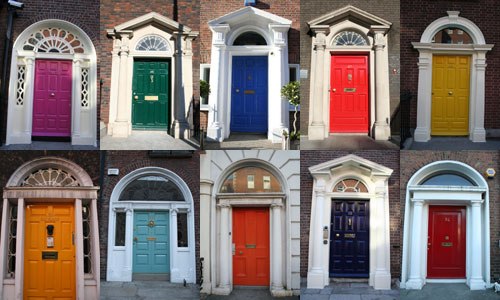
xmin=470 ymin=200 xmax=485 ymax=289
xmin=413 ymin=50 xmax=432 ymax=142
xmin=107 ymin=34 xmax=121 ymax=135
xmin=406 ymin=199 xmax=424 ymax=289
xmin=113 ymin=31 xmax=132 ymax=137
xmin=371 ymin=26 xmax=391 ymax=140
xmin=307 ymin=178 xmax=326 ymax=288
xmin=470 ymin=52 xmax=487 ymax=142
xmin=172 ymin=33 xmax=190 ymax=139
xmin=218 ymin=202 xmax=231 ymax=293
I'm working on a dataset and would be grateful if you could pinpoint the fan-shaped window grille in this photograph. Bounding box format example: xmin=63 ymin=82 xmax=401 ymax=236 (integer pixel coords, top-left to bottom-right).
xmin=332 ymin=31 xmax=368 ymax=46
xmin=233 ymin=31 xmax=267 ymax=46
xmin=421 ymin=173 xmax=475 ymax=186
xmin=334 ymin=179 xmax=368 ymax=193
xmin=432 ymin=27 xmax=473 ymax=44
xmin=21 ymin=168 xmax=80 ymax=187
xmin=220 ymin=167 xmax=282 ymax=193
xmin=119 ymin=175 xmax=185 ymax=201
xmin=22 ymin=28 xmax=85 ymax=54
xmin=135 ymin=35 xmax=170 ymax=51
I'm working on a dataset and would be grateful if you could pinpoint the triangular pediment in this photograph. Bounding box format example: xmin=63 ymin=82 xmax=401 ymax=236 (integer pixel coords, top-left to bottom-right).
xmin=113 ymin=12 xmax=192 ymax=34
xmin=308 ymin=5 xmax=391 ymax=29
xmin=309 ymin=154 xmax=393 ymax=177
xmin=208 ymin=6 xmax=291 ymax=27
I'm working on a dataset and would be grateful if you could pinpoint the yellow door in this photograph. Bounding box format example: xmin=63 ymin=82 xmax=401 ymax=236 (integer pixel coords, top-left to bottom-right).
xmin=24 ymin=203 xmax=75 ymax=300
xmin=431 ymin=55 xmax=470 ymax=135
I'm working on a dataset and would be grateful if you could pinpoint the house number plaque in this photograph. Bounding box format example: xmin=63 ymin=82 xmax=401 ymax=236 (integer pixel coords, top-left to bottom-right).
xmin=441 ymin=242 xmax=453 ymax=247
xmin=344 ymin=233 xmax=356 ymax=238
xmin=344 ymin=88 xmax=356 ymax=92
xmin=246 ymin=244 xmax=256 ymax=248
xmin=145 ymin=96 xmax=159 ymax=101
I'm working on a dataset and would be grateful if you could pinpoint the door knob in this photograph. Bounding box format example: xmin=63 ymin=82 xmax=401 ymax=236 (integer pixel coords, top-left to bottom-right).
xmin=50 ymin=93 xmax=55 ymax=97
xmin=134 ymin=237 xmax=138 ymax=242
xmin=134 ymin=96 xmax=138 ymax=100
xmin=332 ymin=88 xmax=336 ymax=92
xmin=236 ymin=89 xmax=240 ymax=93
xmin=428 ymin=243 xmax=431 ymax=246
xmin=239 ymin=251 xmax=243 ymax=255
xmin=448 ymin=91 xmax=453 ymax=95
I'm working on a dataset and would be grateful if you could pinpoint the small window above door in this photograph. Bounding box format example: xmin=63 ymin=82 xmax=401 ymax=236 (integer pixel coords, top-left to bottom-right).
xmin=119 ymin=175 xmax=185 ymax=201
xmin=332 ymin=31 xmax=368 ymax=46
xmin=421 ymin=173 xmax=475 ymax=186
xmin=333 ymin=178 xmax=368 ymax=193
xmin=220 ymin=167 xmax=281 ymax=193
xmin=135 ymin=34 xmax=170 ymax=51
xmin=233 ymin=31 xmax=267 ymax=46
xmin=432 ymin=27 xmax=473 ymax=44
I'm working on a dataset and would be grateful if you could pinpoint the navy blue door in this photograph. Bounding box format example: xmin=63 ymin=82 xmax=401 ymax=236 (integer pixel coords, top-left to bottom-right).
xmin=230 ymin=56 xmax=268 ymax=133
xmin=329 ymin=200 xmax=369 ymax=277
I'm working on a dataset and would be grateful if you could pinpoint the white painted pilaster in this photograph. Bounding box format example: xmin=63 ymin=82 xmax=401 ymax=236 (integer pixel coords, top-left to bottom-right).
xmin=414 ymin=52 xmax=432 ymax=142
xmin=75 ymin=199 xmax=85 ymax=300
xmin=271 ymin=203 xmax=285 ymax=295
xmin=217 ymin=202 xmax=231 ymax=294
xmin=469 ymin=200 xmax=485 ymax=289
xmin=170 ymin=207 xmax=179 ymax=280
xmin=371 ymin=27 xmax=391 ymax=141
xmin=124 ymin=208 xmax=133 ymax=281
xmin=372 ymin=179 xmax=391 ymax=289
xmin=307 ymin=178 xmax=326 ymax=288
xmin=172 ymin=33 xmax=189 ymax=139
xmin=113 ymin=31 xmax=132 ymax=137
xmin=406 ymin=199 xmax=424 ymax=289
xmin=107 ymin=36 xmax=121 ymax=136
xmin=14 ymin=198 xmax=25 ymax=300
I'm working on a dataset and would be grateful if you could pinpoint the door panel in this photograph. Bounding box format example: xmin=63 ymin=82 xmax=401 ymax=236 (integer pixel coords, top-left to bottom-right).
xmin=427 ymin=206 xmax=466 ymax=279
xmin=330 ymin=55 xmax=369 ymax=133
xmin=329 ymin=200 xmax=369 ymax=277
xmin=431 ymin=55 xmax=470 ymax=135
xmin=132 ymin=61 xmax=170 ymax=129
xmin=230 ymin=56 xmax=268 ymax=133
xmin=133 ymin=211 xmax=170 ymax=274
xmin=233 ymin=207 xmax=270 ymax=285
xmin=33 ymin=60 xmax=72 ymax=137
xmin=24 ymin=203 xmax=75 ymax=300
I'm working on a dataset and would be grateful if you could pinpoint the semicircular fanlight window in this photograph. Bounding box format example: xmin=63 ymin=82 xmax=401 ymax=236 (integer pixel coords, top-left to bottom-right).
xmin=22 ymin=27 xmax=85 ymax=54
xmin=333 ymin=178 xmax=368 ymax=193
xmin=21 ymin=168 xmax=80 ymax=187
xmin=219 ymin=167 xmax=282 ymax=193
xmin=233 ymin=31 xmax=267 ymax=46
xmin=421 ymin=173 xmax=475 ymax=186
xmin=135 ymin=35 xmax=170 ymax=51
xmin=432 ymin=27 xmax=473 ymax=44
xmin=119 ymin=175 xmax=185 ymax=201
xmin=332 ymin=31 xmax=368 ymax=46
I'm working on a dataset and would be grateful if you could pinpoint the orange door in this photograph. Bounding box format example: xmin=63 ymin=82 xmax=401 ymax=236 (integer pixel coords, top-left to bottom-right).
xmin=24 ymin=203 xmax=76 ymax=300
xmin=232 ymin=207 xmax=270 ymax=286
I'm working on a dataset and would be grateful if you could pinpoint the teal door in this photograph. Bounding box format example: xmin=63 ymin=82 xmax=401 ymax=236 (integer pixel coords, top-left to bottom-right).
xmin=132 ymin=60 xmax=170 ymax=129
xmin=133 ymin=211 xmax=170 ymax=274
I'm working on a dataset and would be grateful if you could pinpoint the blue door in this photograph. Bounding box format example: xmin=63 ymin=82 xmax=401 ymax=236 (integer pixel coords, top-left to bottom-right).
xmin=133 ymin=211 xmax=170 ymax=274
xmin=329 ymin=200 xmax=369 ymax=277
xmin=230 ymin=56 xmax=268 ymax=133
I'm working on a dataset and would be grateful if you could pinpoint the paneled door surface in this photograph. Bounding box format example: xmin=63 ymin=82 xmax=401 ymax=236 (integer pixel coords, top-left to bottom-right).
xmin=431 ymin=55 xmax=470 ymax=135
xmin=133 ymin=211 xmax=170 ymax=274
xmin=24 ymin=203 xmax=75 ymax=300
xmin=329 ymin=200 xmax=369 ymax=277
xmin=32 ymin=60 xmax=72 ymax=137
xmin=427 ymin=206 xmax=466 ymax=279
xmin=232 ymin=207 xmax=270 ymax=285
xmin=132 ymin=60 xmax=170 ymax=129
xmin=330 ymin=55 xmax=369 ymax=133
xmin=230 ymin=56 xmax=268 ymax=133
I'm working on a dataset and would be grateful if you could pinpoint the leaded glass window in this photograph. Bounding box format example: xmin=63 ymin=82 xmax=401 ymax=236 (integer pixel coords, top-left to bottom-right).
xmin=81 ymin=68 xmax=89 ymax=108
xmin=82 ymin=205 xmax=92 ymax=274
xmin=15 ymin=65 xmax=26 ymax=106
xmin=21 ymin=168 xmax=80 ymax=187
xmin=119 ymin=176 xmax=185 ymax=201
xmin=233 ymin=31 xmax=267 ymax=46
xmin=220 ymin=167 xmax=282 ymax=193
xmin=421 ymin=173 xmax=475 ymax=186
xmin=334 ymin=179 xmax=368 ymax=193
xmin=22 ymin=27 xmax=85 ymax=54
xmin=6 ymin=204 xmax=17 ymax=278
xmin=115 ymin=212 xmax=126 ymax=246
xmin=135 ymin=35 xmax=170 ymax=51
xmin=177 ymin=213 xmax=188 ymax=247
xmin=432 ymin=27 xmax=473 ymax=44
xmin=332 ymin=31 xmax=368 ymax=46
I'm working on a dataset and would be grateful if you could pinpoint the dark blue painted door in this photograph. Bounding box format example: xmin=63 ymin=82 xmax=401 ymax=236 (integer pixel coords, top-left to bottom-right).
xmin=329 ymin=200 xmax=369 ymax=277
xmin=230 ymin=56 xmax=268 ymax=133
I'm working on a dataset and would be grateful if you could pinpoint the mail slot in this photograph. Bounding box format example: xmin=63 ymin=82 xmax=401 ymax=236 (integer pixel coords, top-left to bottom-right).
xmin=246 ymin=244 xmax=256 ymax=248
xmin=145 ymin=96 xmax=159 ymax=101
xmin=244 ymin=90 xmax=255 ymax=94
xmin=441 ymin=242 xmax=453 ymax=247
xmin=146 ymin=237 xmax=156 ymax=241
xmin=42 ymin=251 xmax=58 ymax=260
xmin=344 ymin=88 xmax=356 ymax=92
xmin=344 ymin=233 xmax=356 ymax=238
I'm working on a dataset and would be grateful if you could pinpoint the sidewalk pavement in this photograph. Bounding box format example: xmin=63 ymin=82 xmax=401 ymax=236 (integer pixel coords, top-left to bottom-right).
xmin=400 ymin=283 xmax=498 ymax=300
xmin=0 ymin=141 xmax=98 ymax=150
xmin=202 ymin=286 xmax=299 ymax=300
xmin=100 ymin=130 xmax=198 ymax=150
xmin=301 ymin=135 xmax=399 ymax=150
xmin=204 ymin=133 xmax=282 ymax=150
xmin=407 ymin=137 xmax=500 ymax=150
xmin=301 ymin=280 xmax=399 ymax=300
xmin=100 ymin=281 xmax=199 ymax=300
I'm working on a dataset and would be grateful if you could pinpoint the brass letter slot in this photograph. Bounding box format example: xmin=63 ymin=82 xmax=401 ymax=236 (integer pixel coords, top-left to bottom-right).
xmin=246 ymin=244 xmax=256 ymax=248
xmin=145 ymin=96 xmax=159 ymax=101
xmin=344 ymin=233 xmax=356 ymax=238
xmin=344 ymin=88 xmax=356 ymax=92
xmin=42 ymin=251 xmax=58 ymax=260
xmin=441 ymin=242 xmax=453 ymax=247
xmin=146 ymin=237 xmax=157 ymax=241
xmin=244 ymin=90 xmax=255 ymax=94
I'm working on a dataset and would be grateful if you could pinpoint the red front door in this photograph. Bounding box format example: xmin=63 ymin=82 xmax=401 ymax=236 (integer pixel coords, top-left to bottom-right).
xmin=427 ymin=206 xmax=466 ymax=278
xmin=330 ymin=55 xmax=369 ymax=133
xmin=232 ymin=207 xmax=270 ymax=286
xmin=33 ymin=60 xmax=72 ymax=137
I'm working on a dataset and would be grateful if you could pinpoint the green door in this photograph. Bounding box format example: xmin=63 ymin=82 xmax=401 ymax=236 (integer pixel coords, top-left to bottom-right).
xmin=132 ymin=60 xmax=170 ymax=129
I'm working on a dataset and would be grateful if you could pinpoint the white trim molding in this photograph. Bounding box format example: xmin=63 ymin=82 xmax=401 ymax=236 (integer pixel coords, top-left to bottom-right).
xmin=307 ymin=6 xmax=392 ymax=141
xmin=105 ymin=167 xmax=196 ymax=284
xmin=306 ymin=154 xmax=393 ymax=290
xmin=412 ymin=11 xmax=494 ymax=142
xmin=106 ymin=12 xmax=199 ymax=139
xmin=401 ymin=160 xmax=490 ymax=290
xmin=6 ymin=19 xmax=97 ymax=146
xmin=206 ymin=7 xmax=292 ymax=143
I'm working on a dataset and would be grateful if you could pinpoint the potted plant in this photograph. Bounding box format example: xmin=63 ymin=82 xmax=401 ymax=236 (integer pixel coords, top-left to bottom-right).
xmin=281 ymin=81 xmax=300 ymax=148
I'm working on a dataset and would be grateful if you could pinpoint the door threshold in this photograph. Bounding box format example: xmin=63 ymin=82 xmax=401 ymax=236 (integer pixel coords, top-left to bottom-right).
xmin=330 ymin=133 xmax=369 ymax=136
xmin=132 ymin=273 xmax=170 ymax=281
xmin=233 ymin=285 xmax=269 ymax=290
xmin=330 ymin=278 xmax=369 ymax=283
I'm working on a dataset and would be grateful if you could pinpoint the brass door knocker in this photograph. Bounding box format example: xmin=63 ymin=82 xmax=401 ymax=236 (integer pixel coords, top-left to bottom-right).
xmin=150 ymin=74 xmax=154 ymax=83
xmin=148 ymin=220 xmax=155 ymax=227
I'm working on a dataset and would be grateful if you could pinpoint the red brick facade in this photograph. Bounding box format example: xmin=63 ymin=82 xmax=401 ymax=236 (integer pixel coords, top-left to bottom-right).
xmin=400 ymin=150 xmax=500 ymax=282
xmin=99 ymin=151 xmax=200 ymax=282
xmin=300 ymin=150 xmax=401 ymax=279
xmin=401 ymin=0 xmax=500 ymax=131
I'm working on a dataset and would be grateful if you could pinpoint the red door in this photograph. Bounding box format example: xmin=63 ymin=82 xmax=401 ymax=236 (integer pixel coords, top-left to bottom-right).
xmin=33 ymin=60 xmax=72 ymax=137
xmin=232 ymin=207 xmax=270 ymax=286
xmin=330 ymin=55 xmax=369 ymax=133
xmin=427 ymin=206 xmax=466 ymax=278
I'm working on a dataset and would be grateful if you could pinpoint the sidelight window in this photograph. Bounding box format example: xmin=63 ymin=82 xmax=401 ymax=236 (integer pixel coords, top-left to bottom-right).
xmin=6 ymin=204 xmax=17 ymax=277
xmin=115 ymin=212 xmax=126 ymax=246
xmin=82 ymin=204 xmax=92 ymax=274
xmin=177 ymin=212 xmax=188 ymax=247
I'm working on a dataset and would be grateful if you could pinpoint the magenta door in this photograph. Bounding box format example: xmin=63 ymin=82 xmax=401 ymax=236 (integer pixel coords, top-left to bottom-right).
xmin=32 ymin=60 xmax=72 ymax=137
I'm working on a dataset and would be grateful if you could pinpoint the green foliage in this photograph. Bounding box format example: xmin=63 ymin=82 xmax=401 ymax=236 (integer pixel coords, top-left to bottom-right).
xmin=200 ymin=80 xmax=211 ymax=100
xmin=280 ymin=81 xmax=300 ymax=106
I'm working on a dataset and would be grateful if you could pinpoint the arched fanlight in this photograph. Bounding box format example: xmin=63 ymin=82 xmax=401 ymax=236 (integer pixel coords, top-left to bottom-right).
xmin=135 ymin=34 xmax=170 ymax=51
xmin=332 ymin=31 xmax=368 ymax=46
xmin=333 ymin=178 xmax=368 ymax=193
xmin=220 ymin=166 xmax=281 ymax=193
xmin=233 ymin=31 xmax=267 ymax=46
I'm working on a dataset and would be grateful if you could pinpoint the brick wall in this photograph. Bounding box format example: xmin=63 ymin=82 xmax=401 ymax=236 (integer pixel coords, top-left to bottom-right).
xmin=99 ymin=151 xmax=200 ymax=282
xmin=401 ymin=0 xmax=500 ymax=130
xmin=199 ymin=0 xmax=300 ymax=130
xmin=400 ymin=150 xmax=500 ymax=282
xmin=300 ymin=0 xmax=400 ymax=136
xmin=300 ymin=150 xmax=401 ymax=279
xmin=100 ymin=0 xmax=200 ymax=126
xmin=0 ymin=0 xmax=100 ymax=143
